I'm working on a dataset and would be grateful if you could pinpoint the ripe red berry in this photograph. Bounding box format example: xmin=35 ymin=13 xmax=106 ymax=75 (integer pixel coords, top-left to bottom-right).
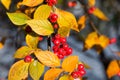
xmin=53 ymin=45 xmax=59 ymax=52
xmin=78 ymin=64 xmax=84 ymax=71
xmin=109 ymin=38 xmax=117 ymax=44
xmin=54 ymin=51 xmax=59 ymax=56
xmin=88 ymin=6 xmax=96 ymax=14
xmin=53 ymin=24 xmax=58 ymax=29
xmin=24 ymin=55 xmax=32 ymax=63
xmin=71 ymin=71 xmax=79 ymax=79
xmin=53 ymin=39 xmax=60 ymax=45
xmin=49 ymin=13 xmax=58 ymax=23
xmin=58 ymin=48 xmax=64 ymax=54
xmin=62 ymin=44 xmax=69 ymax=50
xmin=58 ymin=54 xmax=64 ymax=59
xmin=38 ymin=36 xmax=43 ymax=41
xmin=66 ymin=47 xmax=72 ymax=55
xmin=60 ymin=37 xmax=66 ymax=43
xmin=25 ymin=26 xmax=32 ymax=33
xmin=55 ymin=34 xmax=61 ymax=39
xmin=117 ymin=71 xmax=120 ymax=77
xmin=46 ymin=0 xmax=57 ymax=6
xmin=78 ymin=70 xmax=86 ymax=77
xmin=68 ymin=1 xmax=77 ymax=7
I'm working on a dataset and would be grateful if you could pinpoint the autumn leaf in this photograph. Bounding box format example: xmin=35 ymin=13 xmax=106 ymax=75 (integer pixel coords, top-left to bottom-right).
xmin=107 ymin=60 xmax=120 ymax=78
xmin=78 ymin=15 xmax=87 ymax=30
xmin=34 ymin=5 xmax=52 ymax=19
xmin=8 ymin=60 xmax=30 ymax=80
xmin=62 ymin=56 xmax=79 ymax=73
xmin=26 ymin=33 xmax=39 ymax=49
xmin=29 ymin=60 xmax=44 ymax=80
xmin=59 ymin=75 xmax=74 ymax=80
xmin=7 ymin=12 xmax=30 ymax=25
xmin=58 ymin=26 xmax=70 ymax=37
xmin=18 ymin=0 xmax=44 ymax=7
xmin=1 ymin=0 xmax=11 ymax=10
xmin=35 ymin=50 xmax=60 ymax=67
xmin=44 ymin=68 xmax=63 ymax=80
xmin=26 ymin=19 xmax=54 ymax=36
xmin=88 ymin=0 xmax=96 ymax=7
xmin=93 ymin=8 xmax=109 ymax=21
xmin=14 ymin=46 xmax=34 ymax=58
xmin=0 ymin=42 xmax=4 ymax=49
xmin=57 ymin=9 xmax=79 ymax=32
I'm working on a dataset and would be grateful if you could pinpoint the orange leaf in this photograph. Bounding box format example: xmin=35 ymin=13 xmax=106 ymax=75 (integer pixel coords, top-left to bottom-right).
xmin=8 ymin=60 xmax=30 ymax=80
xmin=44 ymin=68 xmax=63 ymax=80
xmin=35 ymin=50 xmax=60 ymax=67
xmin=93 ymin=8 xmax=109 ymax=21
xmin=59 ymin=75 xmax=74 ymax=80
xmin=0 ymin=42 xmax=4 ymax=49
xmin=62 ymin=56 xmax=79 ymax=73
xmin=78 ymin=15 xmax=87 ymax=30
xmin=107 ymin=60 xmax=120 ymax=78
xmin=88 ymin=0 xmax=96 ymax=7
xmin=18 ymin=0 xmax=44 ymax=7
xmin=1 ymin=0 xmax=11 ymax=10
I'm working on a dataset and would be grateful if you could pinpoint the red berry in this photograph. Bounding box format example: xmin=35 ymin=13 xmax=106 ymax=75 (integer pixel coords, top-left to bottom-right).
xmin=52 ymin=37 xmax=55 ymax=42
xmin=66 ymin=47 xmax=72 ymax=55
xmin=62 ymin=44 xmax=69 ymax=50
xmin=49 ymin=13 xmax=58 ymax=23
xmin=88 ymin=6 xmax=96 ymax=14
xmin=60 ymin=37 xmax=66 ymax=43
xmin=53 ymin=45 xmax=59 ymax=52
xmin=53 ymin=24 xmax=58 ymax=29
xmin=109 ymin=38 xmax=117 ymax=44
xmin=78 ymin=70 xmax=86 ymax=77
xmin=25 ymin=26 xmax=32 ymax=33
xmin=38 ymin=36 xmax=43 ymax=41
xmin=68 ymin=1 xmax=77 ymax=7
xmin=54 ymin=51 xmax=59 ymax=56
xmin=53 ymin=39 xmax=60 ymax=45
xmin=46 ymin=0 xmax=57 ymax=6
xmin=55 ymin=34 xmax=61 ymax=39
xmin=71 ymin=71 xmax=79 ymax=79
xmin=78 ymin=64 xmax=84 ymax=71
xmin=58 ymin=54 xmax=64 ymax=59
xmin=58 ymin=48 xmax=64 ymax=54
xmin=117 ymin=71 xmax=120 ymax=76
xmin=24 ymin=55 xmax=32 ymax=63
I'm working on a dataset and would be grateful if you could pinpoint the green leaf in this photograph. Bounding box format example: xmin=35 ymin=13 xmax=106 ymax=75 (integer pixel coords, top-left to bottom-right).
xmin=59 ymin=75 xmax=73 ymax=80
xmin=14 ymin=46 xmax=34 ymax=58
xmin=26 ymin=33 xmax=39 ymax=49
xmin=29 ymin=60 xmax=44 ymax=80
xmin=26 ymin=19 xmax=54 ymax=36
xmin=7 ymin=12 xmax=30 ymax=25
xmin=34 ymin=5 xmax=51 ymax=19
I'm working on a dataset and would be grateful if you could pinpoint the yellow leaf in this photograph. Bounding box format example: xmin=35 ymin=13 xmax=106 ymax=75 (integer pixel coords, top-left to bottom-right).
xmin=13 ymin=46 xmax=34 ymax=58
xmin=34 ymin=5 xmax=52 ymax=19
xmin=29 ymin=60 xmax=45 ymax=80
xmin=78 ymin=15 xmax=87 ymax=30
xmin=98 ymin=35 xmax=109 ymax=49
xmin=1 ymin=0 xmax=11 ymax=10
xmin=107 ymin=60 xmax=120 ymax=78
xmin=62 ymin=56 xmax=79 ymax=73
xmin=19 ymin=0 xmax=44 ymax=7
xmin=26 ymin=33 xmax=39 ymax=49
xmin=57 ymin=9 xmax=79 ymax=32
xmin=0 ymin=42 xmax=4 ymax=49
xmin=59 ymin=75 xmax=74 ymax=80
xmin=35 ymin=50 xmax=60 ymax=67
xmin=58 ymin=26 xmax=70 ymax=37
xmin=8 ymin=60 xmax=30 ymax=80
xmin=44 ymin=68 xmax=63 ymax=80
xmin=7 ymin=12 xmax=30 ymax=25
xmin=93 ymin=8 xmax=109 ymax=21
xmin=26 ymin=19 xmax=54 ymax=36
xmin=88 ymin=0 xmax=96 ymax=7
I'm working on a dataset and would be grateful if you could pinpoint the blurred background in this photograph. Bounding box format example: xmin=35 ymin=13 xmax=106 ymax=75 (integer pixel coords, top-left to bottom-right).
xmin=0 ymin=0 xmax=120 ymax=80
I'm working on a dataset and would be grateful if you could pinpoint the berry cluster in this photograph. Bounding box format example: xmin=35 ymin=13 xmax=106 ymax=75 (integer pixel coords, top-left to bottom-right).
xmin=45 ymin=0 xmax=57 ymax=6
xmin=88 ymin=6 xmax=96 ymax=14
xmin=24 ymin=55 xmax=32 ymax=63
xmin=52 ymin=34 xmax=72 ymax=59
xmin=71 ymin=64 xmax=86 ymax=79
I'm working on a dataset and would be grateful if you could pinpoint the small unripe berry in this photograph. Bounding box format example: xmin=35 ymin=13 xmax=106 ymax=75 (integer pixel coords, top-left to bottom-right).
xmin=24 ymin=55 xmax=32 ymax=63
xmin=109 ymin=38 xmax=117 ymax=44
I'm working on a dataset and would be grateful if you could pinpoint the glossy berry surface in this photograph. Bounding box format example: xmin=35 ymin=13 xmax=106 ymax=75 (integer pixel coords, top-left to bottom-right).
xmin=24 ymin=55 xmax=32 ymax=63
xmin=57 ymin=54 xmax=64 ymax=59
xmin=79 ymin=70 xmax=86 ymax=76
xmin=109 ymin=38 xmax=117 ymax=44
xmin=78 ymin=64 xmax=84 ymax=71
xmin=88 ymin=6 xmax=96 ymax=14
xmin=49 ymin=13 xmax=58 ymax=23
xmin=66 ymin=47 xmax=72 ymax=55
xmin=53 ymin=39 xmax=60 ymax=45
xmin=62 ymin=44 xmax=69 ymax=50
xmin=60 ymin=37 xmax=66 ymax=43
xmin=46 ymin=0 xmax=57 ymax=6
xmin=71 ymin=71 xmax=79 ymax=79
